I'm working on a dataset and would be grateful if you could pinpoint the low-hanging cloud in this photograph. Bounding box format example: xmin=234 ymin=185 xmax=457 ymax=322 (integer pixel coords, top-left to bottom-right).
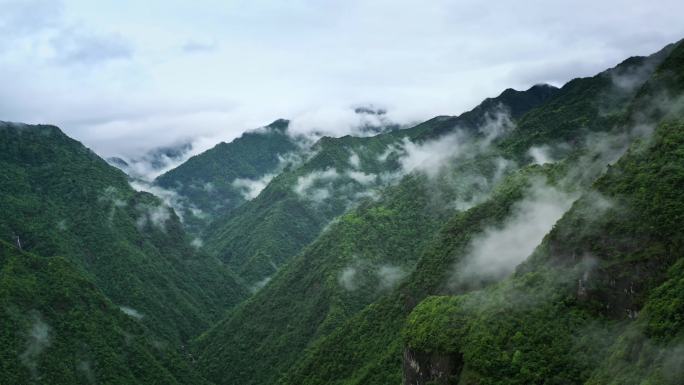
xmin=293 ymin=168 xmax=341 ymax=203
xmin=99 ymin=186 xmax=127 ymax=223
xmin=396 ymin=108 xmax=515 ymax=178
xmin=398 ymin=133 xmax=466 ymax=177
xmin=20 ymin=313 xmax=51 ymax=378
xmin=451 ymin=179 xmax=577 ymax=287
xmin=376 ymin=264 xmax=407 ymax=290
xmin=119 ymin=306 xmax=144 ymax=320
xmin=129 ymin=180 xmax=206 ymax=223
xmin=135 ymin=203 xmax=171 ymax=231
xmin=528 ymin=145 xmax=554 ymax=165
xmin=338 ymin=266 xmax=358 ymax=291
xmin=108 ymin=142 xmax=194 ymax=182
xmin=337 ymin=261 xmax=408 ymax=292
xmin=232 ymin=173 xmax=277 ymax=200
xmin=190 ymin=237 xmax=204 ymax=249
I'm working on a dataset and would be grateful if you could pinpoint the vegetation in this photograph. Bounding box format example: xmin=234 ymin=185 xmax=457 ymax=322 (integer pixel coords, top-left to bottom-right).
xmin=0 ymin=241 xmax=211 ymax=384
xmin=2 ymin=40 xmax=683 ymax=385
xmin=154 ymin=119 xmax=301 ymax=234
xmin=0 ymin=122 xmax=247 ymax=344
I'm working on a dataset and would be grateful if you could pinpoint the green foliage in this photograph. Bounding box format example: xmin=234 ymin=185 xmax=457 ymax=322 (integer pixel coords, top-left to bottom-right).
xmin=0 ymin=241 xmax=210 ymax=384
xmin=3 ymin=40 xmax=684 ymax=385
xmin=257 ymin=42 xmax=684 ymax=385
xmin=155 ymin=119 xmax=300 ymax=234
xmin=0 ymin=122 xmax=247 ymax=345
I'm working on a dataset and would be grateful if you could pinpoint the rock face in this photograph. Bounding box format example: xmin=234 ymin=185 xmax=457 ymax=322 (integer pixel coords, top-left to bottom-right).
xmin=402 ymin=347 xmax=463 ymax=385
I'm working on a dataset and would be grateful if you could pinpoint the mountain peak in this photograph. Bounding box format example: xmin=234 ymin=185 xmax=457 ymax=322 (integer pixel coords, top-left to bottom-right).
xmin=266 ymin=118 xmax=290 ymax=132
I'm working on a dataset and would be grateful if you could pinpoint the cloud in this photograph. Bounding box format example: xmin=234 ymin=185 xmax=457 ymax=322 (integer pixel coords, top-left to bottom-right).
xmin=250 ymin=276 xmax=272 ymax=293
xmin=181 ymin=39 xmax=217 ymax=53
xmin=397 ymin=108 xmax=514 ymax=178
xmin=108 ymin=142 xmax=194 ymax=182
xmin=337 ymin=261 xmax=407 ymax=292
xmin=135 ymin=202 xmax=171 ymax=231
xmin=119 ymin=306 xmax=144 ymax=319
xmin=0 ymin=0 xmax=63 ymax=38
xmin=190 ymin=237 xmax=203 ymax=249
xmin=293 ymin=168 xmax=341 ymax=203
xmin=77 ymin=360 xmax=95 ymax=383
xmin=338 ymin=266 xmax=358 ymax=291
xmin=20 ymin=313 xmax=51 ymax=378
xmin=129 ymin=180 xmax=205 ymax=223
xmin=2 ymin=1 xmax=683 ymax=159
xmin=49 ymin=26 xmax=133 ymax=65
xmin=398 ymin=134 xmax=466 ymax=177
xmin=528 ymin=145 xmax=553 ymax=165
xmin=348 ymin=151 xmax=361 ymax=169
xmin=376 ymin=264 xmax=406 ymax=290
xmin=451 ymin=178 xmax=577 ymax=287
xmin=232 ymin=173 xmax=277 ymax=200
xmin=99 ymin=186 xmax=127 ymax=223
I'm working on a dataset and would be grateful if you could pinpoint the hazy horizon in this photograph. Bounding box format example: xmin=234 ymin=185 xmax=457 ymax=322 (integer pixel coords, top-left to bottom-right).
xmin=2 ymin=0 xmax=683 ymax=159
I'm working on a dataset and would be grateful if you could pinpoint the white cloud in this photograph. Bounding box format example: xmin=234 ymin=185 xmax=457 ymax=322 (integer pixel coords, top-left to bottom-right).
xmin=293 ymin=168 xmax=341 ymax=202
xmin=348 ymin=151 xmax=361 ymax=169
xmin=135 ymin=203 xmax=171 ymax=231
xmin=347 ymin=170 xmax=376 ymax=185
xmin=528 ymin=145 xmax=553 ymax=165
xmin=129 ymin=180 xmax=194 ymax=222
xmin=376 ymin=264 xmax=406 ymax=290
xmin=397 ymin=109 xmax=514 ymax=178
xmin=232 ymin=173 xmax=277 ymax=200
xmin=20 ymin=313 xmax=51 ymax=378
xmin=1 ymin=1 xmax=681 ymax=157
xmin=250 ymin=276 xmax=272 ymax=293
xmin=398 ymin=134 xmax=466 ymax=177
xmin=452 ymin=179 xmax=577 ymax=286
xmin=119 ymin=306 xmax=144 ymax=319
xmin=338 ymin=266 xmax=358 ymax=291
xmin=190 ymin=238 xmax=203 ymax=249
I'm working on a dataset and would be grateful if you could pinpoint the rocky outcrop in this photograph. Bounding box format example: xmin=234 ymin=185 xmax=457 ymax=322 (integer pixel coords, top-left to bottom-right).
xmin=402 ymin=347 xmax=463 ymax=385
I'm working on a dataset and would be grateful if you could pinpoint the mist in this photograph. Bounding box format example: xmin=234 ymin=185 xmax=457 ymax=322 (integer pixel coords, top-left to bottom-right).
xmin=451 ymin=179 xmax=577 ymax=287
xmin=232 ymin=173 xmax=277 ymax=200
xmin=20 ymin=313 xmax=51 ymax=378
xmin=2 ymin=1 xmax=683 ymax=160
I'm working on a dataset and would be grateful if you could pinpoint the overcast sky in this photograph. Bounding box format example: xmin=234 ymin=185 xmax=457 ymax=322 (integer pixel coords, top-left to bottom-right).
xmin=1 ymin=0 xmax=683 ymax=157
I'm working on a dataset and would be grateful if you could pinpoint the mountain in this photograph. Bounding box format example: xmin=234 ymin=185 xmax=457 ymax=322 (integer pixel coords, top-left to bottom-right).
xmin=107 ymin=142 xmax=193 ymax=181
xmin=199 ymin=84 xmax=559 ymax=287
xmin=191 ymin=41 xmax=682 ymax=385
xmin=153 ymin=119 xmax=302 ymax=234
xmin=0 ymin=122 xmax=247 ymax=345
xmin=285 ymin=42 xmax=684 ymax=385
xmin=2 ymin=37 xmax=683 ymax=385
xmin=0 ymin=241 xmax=210 ymax=385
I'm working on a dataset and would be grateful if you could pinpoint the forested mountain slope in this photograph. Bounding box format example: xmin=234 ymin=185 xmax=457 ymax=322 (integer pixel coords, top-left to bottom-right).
xmin=202 ymin=84 xmax=558 ymax=286
xmin=0 ymin=241 xmax=210 ymax=385
xmin=154 ymin=119 xmax=302 ymax=234
xmin=0 ymin=123 xmax=247 ymax=344
xmin=193 ymin=42 xmax=680 ymax=385
xmin=281 ymin=41 xmax=684 ymax=385
xmin=1 ymin=34 xmax=682 ymax=385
